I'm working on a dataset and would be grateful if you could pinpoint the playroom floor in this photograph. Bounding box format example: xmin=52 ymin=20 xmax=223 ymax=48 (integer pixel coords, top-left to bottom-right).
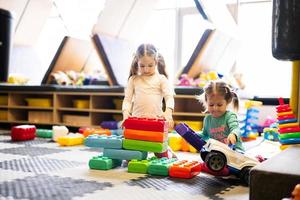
xmin=0 ymin=129 xmax=281 ymax=200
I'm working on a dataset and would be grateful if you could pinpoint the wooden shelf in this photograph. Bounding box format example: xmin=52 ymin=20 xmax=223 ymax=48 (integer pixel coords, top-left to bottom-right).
xmin=0 ymin=87 xmax=205 ymax=127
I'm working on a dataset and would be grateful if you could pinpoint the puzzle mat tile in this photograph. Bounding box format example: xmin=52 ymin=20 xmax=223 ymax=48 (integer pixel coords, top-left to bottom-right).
xmin=0 ymin=168 xmax=35 ymax=182
xmin=125 ymin=173 xmax=240 ymax=200
xmin=215 ymin=185 xmax=249 ymax=200
xmin=0 ymin=174 xmax=113 ymax=200
xmin=39 ymin=149 xmax=101 ymax=163
xmin=33 ymin=142 xmax=87 ymax=151
xmin=0 ymin=152 xmax=28 ymax=162
xmin=48 ymin=165 xmax=147 ymax=184
xmin=73 ymin=184 xmax=211 ymax=200
xmin=0 ymin=146 xmax=70 ymax=157
xmin=0 ymin=137 xmax=52 ymax=146
xmin=0 ymin=157 xmax=85 ymax=174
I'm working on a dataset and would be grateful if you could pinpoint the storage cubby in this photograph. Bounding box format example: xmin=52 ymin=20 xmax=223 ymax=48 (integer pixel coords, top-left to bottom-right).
xmin=92 ymin=94 xmax=122 ymax=110
xmin=174 ymin=96 xmax=205 ymax=114
xmin=9 ymin=93 xmax=53 ymax=108
xmin=8 ymin=109 xmax=28 ymax=121
xmin=91 ymin=112 xmax=115 ymax=126
xmin=0 ymin=86 xmax=204 ymax=128
xmin=59 ymin=110 xmax=91 ymax=127
xmin=56 ymin=93 xmax=90 ymax=109
xmin=0 ymin=94 xmax=8 ymax=106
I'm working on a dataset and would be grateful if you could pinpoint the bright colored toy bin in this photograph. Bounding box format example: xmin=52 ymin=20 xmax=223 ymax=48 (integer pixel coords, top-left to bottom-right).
xmin=73 ymin=99 xmax=89 ymax=109
xmin=25 ymin=98 xmax=52 ymax=107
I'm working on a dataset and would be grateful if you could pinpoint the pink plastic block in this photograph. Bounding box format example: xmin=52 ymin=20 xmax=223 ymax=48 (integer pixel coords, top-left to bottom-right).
xmin=123 ymin=117 xmax=168 ymax=132
xmin=11 ymin=125 xmax=36 ymax=141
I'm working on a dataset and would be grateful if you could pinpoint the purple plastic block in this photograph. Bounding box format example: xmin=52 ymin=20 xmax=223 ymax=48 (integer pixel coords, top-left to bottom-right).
xmin=100 ymin=121 xmax=118 ymax=130
xmin=175 ymin=123 xmax=206 ymax=151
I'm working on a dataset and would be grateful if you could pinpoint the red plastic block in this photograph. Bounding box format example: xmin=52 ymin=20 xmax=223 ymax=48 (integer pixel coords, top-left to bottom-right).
xmin=11 ymin=125 xmax=36 ymax=141
xmin=277 ymin=114 xmax=296 ymax=121
xmin=123 ymin=117 xmax=168 ymax=132
xmin=279 ymin=126 xmax=300 ymax=134
xmin=169 ymin=160 xmax=201 ymax=179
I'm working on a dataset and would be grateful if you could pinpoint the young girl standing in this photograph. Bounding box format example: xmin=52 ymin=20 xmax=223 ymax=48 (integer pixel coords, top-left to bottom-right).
xmin=122 ymin=43 xmax=175 ymax=158
xmin=198 ymin=80 xmax=244 ymax=151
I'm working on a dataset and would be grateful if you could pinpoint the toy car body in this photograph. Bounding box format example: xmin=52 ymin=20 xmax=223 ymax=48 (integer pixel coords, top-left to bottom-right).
xmin=202 ymin=138 xmax=260 ymax=184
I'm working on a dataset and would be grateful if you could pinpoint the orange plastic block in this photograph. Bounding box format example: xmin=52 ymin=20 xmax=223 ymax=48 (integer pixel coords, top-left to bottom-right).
xmin=124 ymin=129 xmax=167 ymax=142
xmin=169 ymin=160 xmax=201 ymax=179
xmin=83 ymin=128 xmax=111 ymax=137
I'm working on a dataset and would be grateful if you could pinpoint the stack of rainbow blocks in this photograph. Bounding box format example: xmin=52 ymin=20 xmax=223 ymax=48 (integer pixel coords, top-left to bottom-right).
xmin=276 ymin=98 xmax=300 ymax=149
xmin=86 ymin=117 xmax=201 ymax=178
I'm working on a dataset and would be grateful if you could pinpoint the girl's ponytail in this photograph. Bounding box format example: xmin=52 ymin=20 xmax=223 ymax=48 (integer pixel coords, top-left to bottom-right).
xmin=157 ymin=53 xmax=168 ymax=78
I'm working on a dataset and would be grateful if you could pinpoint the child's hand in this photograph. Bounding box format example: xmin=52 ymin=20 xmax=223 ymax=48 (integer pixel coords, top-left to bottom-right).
xmin=163 ymin=108 xmax=174 ymax=129
xmin=227 ymin=133 xmax=237 ymax=145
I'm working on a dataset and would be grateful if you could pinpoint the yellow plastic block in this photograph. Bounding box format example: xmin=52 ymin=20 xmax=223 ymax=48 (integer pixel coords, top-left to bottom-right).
xmin=26 ymin=98 xmax=52 ymax=107
xmin=73 ymin=100 xmax=89 ymax=109
xmin=175 ymin=120 xmax=203 ymax=131
xmin=57 ymin=133 xmax=84 ymax=146
xmin=168 ymin=133 xmax=182 ymax=151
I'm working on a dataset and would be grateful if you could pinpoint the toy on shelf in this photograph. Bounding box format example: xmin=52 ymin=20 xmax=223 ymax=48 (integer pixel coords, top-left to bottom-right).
xmin=240 ymin=100 xmax=262 ymax=141
xmin=11 ymin=125 xmax=36 ymax=141
xmin=276 ymin=97 xmax=300 ymax=147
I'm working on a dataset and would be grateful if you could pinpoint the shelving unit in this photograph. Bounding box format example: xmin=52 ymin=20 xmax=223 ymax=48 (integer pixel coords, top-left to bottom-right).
xmin=0 ymin=85 xmax=205 ymax=128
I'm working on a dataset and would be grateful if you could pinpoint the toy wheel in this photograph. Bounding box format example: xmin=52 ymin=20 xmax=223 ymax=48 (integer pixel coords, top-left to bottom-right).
xmin=240 ymin=166 xmax=251 ymax=186
xmin=205 ymin=151 xmax=226 ymax=172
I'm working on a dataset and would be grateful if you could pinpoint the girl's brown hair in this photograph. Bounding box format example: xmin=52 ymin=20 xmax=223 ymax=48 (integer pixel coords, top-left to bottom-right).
xmin=198 ymin=80 xmax=240 ymax=111
xmin=128 ymin=44 xmax=168 ymax=78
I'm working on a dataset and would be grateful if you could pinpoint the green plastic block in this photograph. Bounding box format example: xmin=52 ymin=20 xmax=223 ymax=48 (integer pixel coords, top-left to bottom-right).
xmin=89 ymin=156 xmax=122 ymax=170
xmin=123 ymin=139 xmax=168 ymax=153
xmin=148 ymin=157 xmax=178 ymax=176
xmin=279 ymin=132 xmax=300 ymax=139
xmin=36 ymin=129 xmax=52 ymax=138
xmin=128 ymin=157 xmax=157 ymax=174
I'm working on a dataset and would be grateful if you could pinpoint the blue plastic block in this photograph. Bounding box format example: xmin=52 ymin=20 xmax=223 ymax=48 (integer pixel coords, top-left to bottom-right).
xmin=84 ymin=134 xmax=123 ymax=149
xmin=175 ymin=123 xmax=206 ymax=151
xmin=103 ymin=148 xmax=148 ymax=160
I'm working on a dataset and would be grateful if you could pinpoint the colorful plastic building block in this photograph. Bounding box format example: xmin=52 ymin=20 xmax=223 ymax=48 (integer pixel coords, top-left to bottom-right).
xmin=83 ymin=128 xmax=111 ymax=137
xmin=110 ymin=128 xmax=123 ymax=136
xmin=89 ymin=156 xmax=122 ymax=170
xmin=123 ymin=139 xmax=168 ymax=153
xmin=168 ymin=133 xmax=182 ymax=151
xmin=128 ymin=157 xmax=157 ymax=174
xmin=52 ymin=126 xmax=68 ymax=142
xmin=174 ymin=123 xmax=206 ymax=151
xmin=11 ymin=125 xmax=36 ymax=141
xmin=36 ymin=129 xmax=52 ymax=138
xmin=169 ymin=160 xmax=201 ymax=179
xmin=84 ymin=134 xmax=123 ymax=149
xmin=148 ymin=157 xmax=178 ymax=176
xmin=100 ymin=121 xmax=119 ymax=130
xmin=123 ymin=117 xmax=168 ymax=132
xmin=57 ymin=133 xmax=84 ymax=146
xmin=124 ymin=129 xmax=167 ymax=142
xmin=103 ymin=148 xmax=148 ymax=160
